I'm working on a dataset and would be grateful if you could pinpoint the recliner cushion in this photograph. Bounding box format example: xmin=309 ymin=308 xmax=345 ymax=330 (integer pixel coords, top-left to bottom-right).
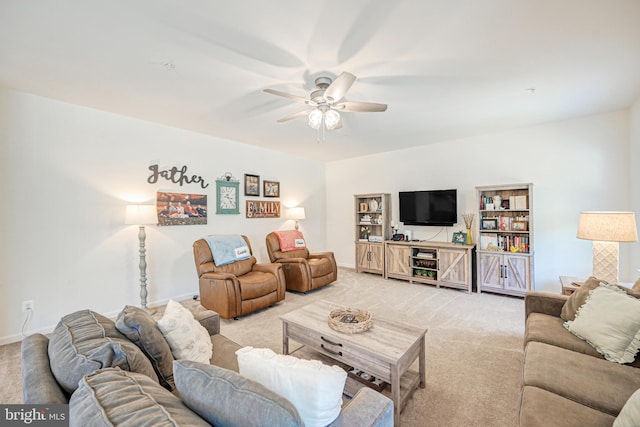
xmin=308 ymin=257 xmax=333 ymax=278
xmin=239 ymin=271 xmax=278 ymax=299
xmin=48 ymin=310 xmax=158 ymax=393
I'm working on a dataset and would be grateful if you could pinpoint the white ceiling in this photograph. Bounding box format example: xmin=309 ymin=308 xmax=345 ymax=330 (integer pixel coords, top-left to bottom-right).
xmin=2 ymin=1 xmax=640 ymax=162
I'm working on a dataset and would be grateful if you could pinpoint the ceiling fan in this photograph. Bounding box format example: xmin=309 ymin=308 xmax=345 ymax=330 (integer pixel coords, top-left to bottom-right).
xmin=264 ymin=72 xmax=387 ymax=140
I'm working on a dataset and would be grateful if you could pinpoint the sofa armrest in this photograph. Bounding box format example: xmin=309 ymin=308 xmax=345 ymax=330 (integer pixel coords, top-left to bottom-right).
xmin=329 ymin=388 xmax=393 ymax=427
xmin=525 ymin=291 xmax=568 ymax=320
xmin=194 ymin=306 xmax=221 ymax=336
xmin=22 ymin=334 xmax=69 ymax=404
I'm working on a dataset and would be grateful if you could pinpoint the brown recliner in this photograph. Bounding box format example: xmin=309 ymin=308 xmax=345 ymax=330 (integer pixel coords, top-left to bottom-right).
xmin=193 ymin=236 xmax=286 ymax=319
xmin=265 ymin=232 xmax=337 ymax=293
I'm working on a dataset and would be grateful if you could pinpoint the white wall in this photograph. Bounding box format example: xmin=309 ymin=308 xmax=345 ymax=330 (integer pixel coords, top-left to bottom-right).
xmin=0 ymin=87 xmax=326 ymax=344
xmin=326 ymin=110 xmax=637 ymax=293
xmin=631 ymin=98 xmax=640 ymax=278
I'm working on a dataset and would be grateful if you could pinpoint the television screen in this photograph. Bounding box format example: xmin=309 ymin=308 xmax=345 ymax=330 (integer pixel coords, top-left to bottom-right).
xmin=399 ymin=189 xmax=457 ymax=226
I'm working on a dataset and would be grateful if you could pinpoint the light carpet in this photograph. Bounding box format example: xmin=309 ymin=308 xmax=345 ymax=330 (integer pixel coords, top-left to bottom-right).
xmin=0 ymin=268 xmax=525 ymax=426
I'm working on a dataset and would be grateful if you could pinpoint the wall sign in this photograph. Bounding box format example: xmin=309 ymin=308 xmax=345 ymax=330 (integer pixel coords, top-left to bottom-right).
xmin=246 ymin=200 xmax=281 ymax=218
xmin=147 ymin=164 xmax=209 ymax=189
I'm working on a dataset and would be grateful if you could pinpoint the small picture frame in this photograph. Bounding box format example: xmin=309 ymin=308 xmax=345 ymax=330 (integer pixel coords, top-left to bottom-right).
xmin=359 ymin=202 xmax=368 ymax=212
xmin=452 ymin=231 xmax=467 ymax=244
xmin=244 ymin=174 xmax=260 ymax=196
xmin=482 ymin=218 xmax=498 ymax=230
xmin=511 ymin=220 xmax=528 ymax=231
xmin=263 ymin=180 xmax=280 ymax=198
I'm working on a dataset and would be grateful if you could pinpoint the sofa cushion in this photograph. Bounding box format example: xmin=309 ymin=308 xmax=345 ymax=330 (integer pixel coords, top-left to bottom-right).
xmin=564 ymin=283 xmax=640 ymax=364
xmin=174 ymin=360 xmax=303 ymax=427
xmin=519 ymin=386 xmax=616 ymax=427
xmin=525 ymin=312 xmax=602 ymax=358
xmin=116 ymin=305 xmax=176 ymax=391
xmin=614 ymin=388 xmax=640 ymax=427
xmin=236 ymin=346 xmax=347 ymax=427
xmin=48 ymin=310 xmax=158 ymax=393
xmin=157 ymin=299 xmax=213 ymax=364
xmin=70 ymin=368 xmax=209 ymax=427
xmin=523 ymin=341 xmax=640 ymax=416
xmin=560 ymin=276 xmax=604 ymax=321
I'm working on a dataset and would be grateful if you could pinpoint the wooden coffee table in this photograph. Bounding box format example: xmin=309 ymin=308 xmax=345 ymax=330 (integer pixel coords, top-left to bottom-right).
xmin=280 ymin=300 xmax=427 ymax=425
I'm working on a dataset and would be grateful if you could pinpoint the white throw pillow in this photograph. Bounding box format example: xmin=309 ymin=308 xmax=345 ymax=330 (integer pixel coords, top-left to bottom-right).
xmin=614 ymin=388 xmax=640 ymax=427
xmin=564 ymin=284 xmax=640 ymax=363
xmin=157 ymin=300 xmax=212 ymax=364
xmin=236 ymin=347 xmax=347 ymax=427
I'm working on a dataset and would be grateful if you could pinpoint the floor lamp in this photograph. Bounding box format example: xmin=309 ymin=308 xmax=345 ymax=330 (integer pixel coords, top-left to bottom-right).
xmin=577 ymin=211 xmax=638 ymax=283
xmin=125 ymin=204 xmax=157 ymax=312
xmin=287 ymin=207 xmax=305 ymax=230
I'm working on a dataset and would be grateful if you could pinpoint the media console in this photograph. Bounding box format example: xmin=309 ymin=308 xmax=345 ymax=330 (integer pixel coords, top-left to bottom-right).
xmin=384 ymin=240 xmax=476 ymax=293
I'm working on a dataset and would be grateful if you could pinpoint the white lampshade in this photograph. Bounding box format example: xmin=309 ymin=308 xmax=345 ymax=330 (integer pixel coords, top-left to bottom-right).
xmin=576 ymin=211 xmax=638 ymax=283
xmin=287 ymin=207 xmax=306 ymax=221
xmin=125 ymin=205 xmax=157 ymax=225
xmin=577 ymin=211 xmax=638 ymax=242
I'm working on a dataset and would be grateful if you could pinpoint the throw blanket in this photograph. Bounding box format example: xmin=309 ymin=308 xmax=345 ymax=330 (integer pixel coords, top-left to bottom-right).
xmin=204 ymin=234 xmax=251 ymax=266
xmin=274 ymin=230 xmax=306 ymax=252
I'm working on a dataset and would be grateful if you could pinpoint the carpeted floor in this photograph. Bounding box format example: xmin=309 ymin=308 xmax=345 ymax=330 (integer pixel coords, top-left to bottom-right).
xmin=1 ymin=268 xmax=525 ymax=426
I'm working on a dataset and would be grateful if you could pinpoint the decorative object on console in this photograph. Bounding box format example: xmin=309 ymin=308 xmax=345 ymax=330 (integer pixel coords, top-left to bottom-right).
xmin=462 ymin=212 xmax=475 ymax=244
xmin=125 ymin=204 xmax=157 ymax=312
xmin=244 ymin=174 xmax=260 ymax=196
xmin=215 ymin=173 xmax=240 ymax=215
xmin=452 ymin=231 xmax=467 ymax=244
xmin=577 ymin=211 xmax=638 ymax=283
xmin=263 ymin=180 xmax=280 ymax=197
xmin=287 ymin=207 xmax=305 ymax=230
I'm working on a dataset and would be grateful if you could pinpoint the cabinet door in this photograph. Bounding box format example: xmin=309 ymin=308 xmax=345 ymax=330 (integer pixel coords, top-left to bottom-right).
xmin=369 ymin=244 xmax=384 ymax=273
xmin=439 ymin=249 xmax=468 ymax=285
xmin=386 ymin=244 xmax=411 ymax=278
xmin=504 ymin=254 xmax=531 ymax=293
xmin=479 ymin=253 xmax=503 ymax=291
xmin=355 ymin=243 xmax=370 ymax=272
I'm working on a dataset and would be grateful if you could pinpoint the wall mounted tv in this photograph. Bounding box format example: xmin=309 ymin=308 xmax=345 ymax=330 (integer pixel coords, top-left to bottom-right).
xmin=399 ymin=189 xmax=457 ymax=226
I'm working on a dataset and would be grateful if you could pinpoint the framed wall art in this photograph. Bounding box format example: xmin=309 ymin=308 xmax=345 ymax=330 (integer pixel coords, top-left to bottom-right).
xmin=263 ymin=180 xmax=280 ymax=198
xmin=244 ymin=174 xmax=260 ymax=196
xmin=216 ymin=179 xmax=240 ymax=214
xmin=482 ymin=218 xmax=498 ymax=230
xmin=156 ymin=191 xmax=207 ymax=226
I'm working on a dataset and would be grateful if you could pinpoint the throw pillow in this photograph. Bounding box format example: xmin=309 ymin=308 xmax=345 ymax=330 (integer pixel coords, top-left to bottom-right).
xmin=116 ymin=305 xmax=176 ymax=391
xmin=236 ymin=346 xmax=347 ymax=427
xmin=70 ymin=368 xmax=209 ymax=427
xmin=560 ymin=276 xmax=606 ymax=321
xmin=274 ymin=230 xmax=307 ymax=252
xmin=174 ymin=360 xmax=303 ymax=427
xmin=48 ymin=310 xmax=158 ymax=393
xmin=564 ymin=284 xmax=640 ymax=363
xmin=614 ymin=388 xmax=640 ymax=427
xmin=157 ymin=300 xmax=212 ymax=364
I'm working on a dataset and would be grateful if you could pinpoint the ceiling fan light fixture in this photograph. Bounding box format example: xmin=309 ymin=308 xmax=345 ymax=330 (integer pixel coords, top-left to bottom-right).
xmin=324 ymin=109 xmax=340 ymax=130
xmin=308 ymin=109 xmax=323 ymax=129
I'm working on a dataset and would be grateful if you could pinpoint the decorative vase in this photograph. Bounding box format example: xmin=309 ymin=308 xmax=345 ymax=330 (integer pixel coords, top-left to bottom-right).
xmin=465 ymin=229 xmax=473 ymax=245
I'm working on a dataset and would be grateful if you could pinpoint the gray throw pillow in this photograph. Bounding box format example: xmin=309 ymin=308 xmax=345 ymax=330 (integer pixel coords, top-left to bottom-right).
xmin=116 ymin=305 xmax=175 ymax=391
xmin=70 ymin=368 xmax=209 ymax=427
xmin=48 ymin=310 xmax=158 ymax=393
xmin=174 ymin=360 xmax=303 ymax=427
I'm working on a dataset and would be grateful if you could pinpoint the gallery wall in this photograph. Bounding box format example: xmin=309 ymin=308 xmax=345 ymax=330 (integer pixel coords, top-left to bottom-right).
xmin=0 ymin=87 xmax=326 ymax=344
xmin=325 ymin=110 xmax=638 ymax=293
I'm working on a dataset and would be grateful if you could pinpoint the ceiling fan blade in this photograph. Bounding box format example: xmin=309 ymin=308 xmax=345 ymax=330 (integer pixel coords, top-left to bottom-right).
xmin=323 ymin=72 xmax=356 ymax=103
xmin=337 ymin=101 xmax=387 ymax=112
xmin=264 ymin=89 xmax=310 ymax=104
xmin=277 ymin=110 xmax=313 ymax=122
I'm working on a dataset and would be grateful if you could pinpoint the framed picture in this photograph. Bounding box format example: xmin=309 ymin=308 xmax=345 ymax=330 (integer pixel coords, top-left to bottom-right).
xmin=216 ymin=180 xmax=240 ymax=214
xmin=263 ymin=180 xmax=280 ymax=198
xmin=511 ymin=220 xmax=528 ymax=231
xmin=482 ymin=218 xmax=498 ymax=230
xmin=452 ymin=231 xmax=467 ymax=244
xmin=156 ymin=191 xmax=207 ymax=226
xmin=244 ymin=174 xmax=260 ymax=196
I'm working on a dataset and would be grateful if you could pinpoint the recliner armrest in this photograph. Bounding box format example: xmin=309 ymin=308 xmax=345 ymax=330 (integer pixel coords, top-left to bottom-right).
xmin=329 ymin=387 xmax=393 ymax=427
xmin=253 ymin=262 xmax=283 ymax=275
xmin=309 ymin=252 xmax=335 ymax=260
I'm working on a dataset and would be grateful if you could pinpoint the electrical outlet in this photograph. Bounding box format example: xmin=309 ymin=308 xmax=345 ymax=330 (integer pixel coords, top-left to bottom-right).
xmin=22 ymin=300 xmax=34 ymax=313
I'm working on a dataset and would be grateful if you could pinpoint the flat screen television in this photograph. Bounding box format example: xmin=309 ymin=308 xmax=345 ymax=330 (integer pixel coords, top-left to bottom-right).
xmin=399 ymin=189 xmax=457 ymax=226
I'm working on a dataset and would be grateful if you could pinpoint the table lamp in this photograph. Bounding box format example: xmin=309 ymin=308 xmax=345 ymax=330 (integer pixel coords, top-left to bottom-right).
xmin=125 ymin=204 xmax=157 ymax=311
xmin=287 ymin=207 xmax=306 ymax=230
xmin=577 ymin=211 xmax=638 ymax=283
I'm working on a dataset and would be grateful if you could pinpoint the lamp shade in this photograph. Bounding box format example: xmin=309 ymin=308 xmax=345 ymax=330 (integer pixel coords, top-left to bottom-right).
xmin=577 ymin=211 xmax=638 ymax=242
xmin=125 ymin=205 xmax=157 ymax=225
xmin=287 ymin=207 xmax=306 ymax=221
